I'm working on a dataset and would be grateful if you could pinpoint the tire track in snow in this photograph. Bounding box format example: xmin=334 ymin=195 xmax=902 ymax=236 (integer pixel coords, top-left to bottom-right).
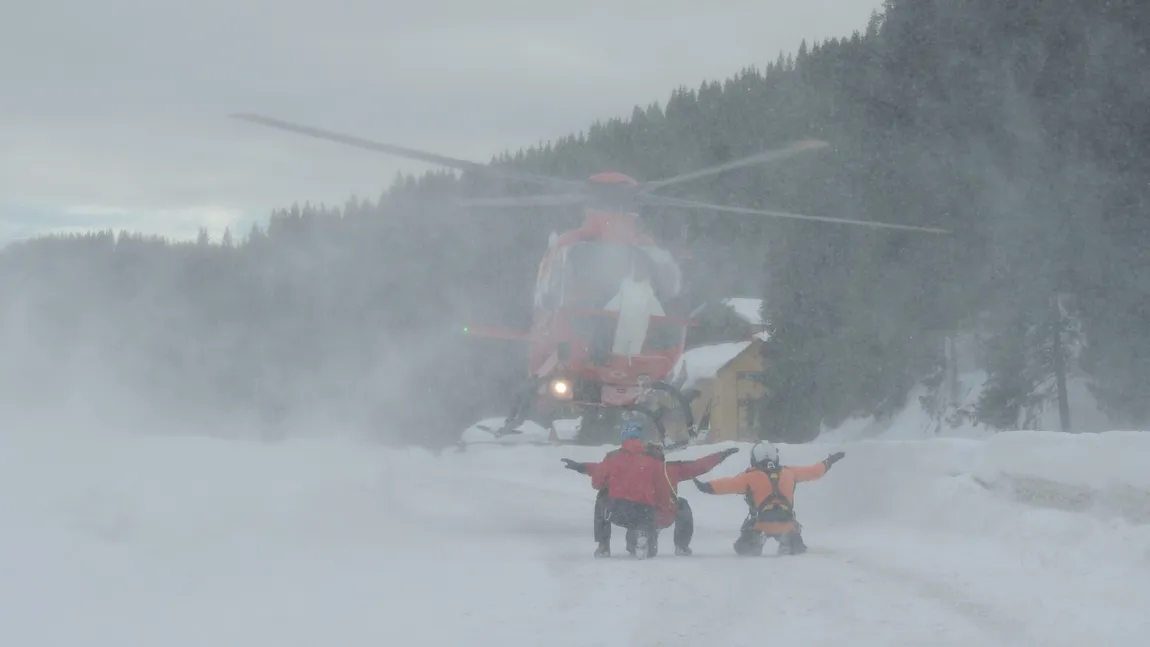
xmin=812 ymin=545 xmax=1032 ymax=645
xmin=542 ymin=541 xmax=1023 ymax=647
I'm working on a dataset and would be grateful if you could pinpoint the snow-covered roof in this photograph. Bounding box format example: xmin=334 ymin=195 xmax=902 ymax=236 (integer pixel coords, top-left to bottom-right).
xmin=722 ymin=297 xmax=765 ymax=326
xmin=673 ymin=340 xmax=753 ymax=390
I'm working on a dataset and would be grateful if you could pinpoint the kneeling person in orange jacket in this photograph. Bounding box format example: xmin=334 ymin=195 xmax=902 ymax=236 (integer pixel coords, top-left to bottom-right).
xmin=693 ymin=441 xmax=844 ymax=556
xmin=564 ymin=443 xmax=738 ymax=557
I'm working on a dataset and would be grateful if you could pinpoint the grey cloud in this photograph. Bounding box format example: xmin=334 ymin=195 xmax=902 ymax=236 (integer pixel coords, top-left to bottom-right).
xmin=2 ymin=0 xmax=881 ymax=237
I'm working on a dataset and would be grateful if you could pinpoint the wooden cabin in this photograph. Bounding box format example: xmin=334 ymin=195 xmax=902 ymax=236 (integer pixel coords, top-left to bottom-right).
xmin=672 ymin=333 xmax=769 ymax=443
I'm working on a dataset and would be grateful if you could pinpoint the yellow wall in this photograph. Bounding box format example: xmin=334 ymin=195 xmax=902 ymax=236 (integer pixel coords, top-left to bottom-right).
xmin=699 ymin=340 xmax=768 ymax=443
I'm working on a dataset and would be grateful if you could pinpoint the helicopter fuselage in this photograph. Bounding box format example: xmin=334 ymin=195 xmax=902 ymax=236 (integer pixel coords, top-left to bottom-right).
xmin=525 ymin=208 xmax=690 ymax=416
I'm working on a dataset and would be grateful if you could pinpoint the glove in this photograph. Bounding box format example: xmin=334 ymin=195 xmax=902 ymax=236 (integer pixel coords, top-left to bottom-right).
xmin=561 ymin=458 xmax=587 ymax=473
xmin=718 ymin=447 xmax=739 ymax=460
xmin=824 ymin=451 xmax=845 ymax=469
xmin=693 ymin=478 xmax=715 ymax=494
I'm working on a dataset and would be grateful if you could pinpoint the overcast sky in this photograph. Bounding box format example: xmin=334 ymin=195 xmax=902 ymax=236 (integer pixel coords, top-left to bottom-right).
xmin=0 ymin=0 xmax=882 ymax=243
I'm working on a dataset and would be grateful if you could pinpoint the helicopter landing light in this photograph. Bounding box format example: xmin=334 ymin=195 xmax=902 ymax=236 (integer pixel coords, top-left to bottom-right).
xmin=550 ymin=378 xmax=573 ymax=399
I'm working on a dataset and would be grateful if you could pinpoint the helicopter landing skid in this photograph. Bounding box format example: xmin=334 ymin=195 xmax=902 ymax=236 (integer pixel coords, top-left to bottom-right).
xmin=469 ymin=376 xmax=698 ymax=448
xmin=573 ymin=387 xmax=696 ymax=448
xmin=473 ymin=424 xmax=523 ymax=437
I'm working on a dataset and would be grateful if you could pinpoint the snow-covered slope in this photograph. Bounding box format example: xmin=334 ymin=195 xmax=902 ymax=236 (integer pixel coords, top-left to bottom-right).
xmin=1 ymin=427 xmax=1147 ymax=646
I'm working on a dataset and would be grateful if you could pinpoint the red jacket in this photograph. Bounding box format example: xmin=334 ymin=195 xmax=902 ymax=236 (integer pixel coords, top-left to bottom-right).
xmin=588 ymin=438 xmax=671 ymax=511
xmin=583 ymin=445 xmax=730 ymax=528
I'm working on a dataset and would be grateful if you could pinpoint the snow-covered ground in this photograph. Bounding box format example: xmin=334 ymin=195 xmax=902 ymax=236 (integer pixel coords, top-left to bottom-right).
xmin=2 ymin=425 xmax=1148 ymax=647
xmin=458 ymin=416 xmax=581 ymax=446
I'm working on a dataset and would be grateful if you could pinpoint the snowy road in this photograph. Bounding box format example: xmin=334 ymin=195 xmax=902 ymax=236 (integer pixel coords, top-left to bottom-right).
xmin=2 ymin=429 xmax=1148 ymax=646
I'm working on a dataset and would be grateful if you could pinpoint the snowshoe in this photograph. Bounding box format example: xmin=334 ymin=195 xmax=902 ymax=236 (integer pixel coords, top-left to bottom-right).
xmin=594 ymin=542 xmax=610 ymax=558
xmin=675 ymin=546 xmax=693 ymax=556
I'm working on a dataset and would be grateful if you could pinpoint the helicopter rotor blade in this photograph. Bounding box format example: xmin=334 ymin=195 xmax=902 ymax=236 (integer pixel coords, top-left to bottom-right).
xmin=230 ymin=113 xmax=585 ymax=191
xmin=454 ymin=193 xmax=589 ymax=208
xmin=638 ymin=139 xmax=830 ymax=194
xmin=640 ymin=194 xmax=951 ymax=234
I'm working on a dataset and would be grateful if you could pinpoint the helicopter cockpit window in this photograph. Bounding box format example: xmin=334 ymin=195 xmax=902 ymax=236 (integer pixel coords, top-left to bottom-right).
xmin=635 ymin=245 xmax=682 ymax=298
xmin=562 ymin=242 xmax=681 ymax=309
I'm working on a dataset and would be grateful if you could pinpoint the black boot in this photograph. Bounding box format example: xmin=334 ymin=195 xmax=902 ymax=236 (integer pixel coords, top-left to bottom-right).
xmin=778 ymin=530 xmax=807 ymax=555
xmin=733 ymin=526 xmax=766 ymax=556
xmin=673 ymin=498 xmax=694 ymax=556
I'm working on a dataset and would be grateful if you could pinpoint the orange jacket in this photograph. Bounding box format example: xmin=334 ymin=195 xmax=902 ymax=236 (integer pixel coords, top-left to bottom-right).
xmin=698 ymin=461 xmax=828 ymax=535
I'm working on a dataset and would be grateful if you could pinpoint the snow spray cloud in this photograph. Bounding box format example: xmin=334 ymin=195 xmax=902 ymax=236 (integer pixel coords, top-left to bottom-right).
xmin=876 ymin=2 xmax=1150 ymax=431
xmin=0 ymin=197 xmax=526 ymax=447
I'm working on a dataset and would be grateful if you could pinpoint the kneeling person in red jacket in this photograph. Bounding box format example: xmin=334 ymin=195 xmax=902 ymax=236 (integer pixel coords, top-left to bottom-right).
xmin=563 ymin=428 xmax=738 ymax=557
xmin=561 ymin=421 xmax=669 ymax=558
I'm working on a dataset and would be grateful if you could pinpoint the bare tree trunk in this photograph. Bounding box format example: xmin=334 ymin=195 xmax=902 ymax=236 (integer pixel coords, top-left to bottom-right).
xmin=1052 ymin=295 xmax=1071 ymax=432
xmin=946 ymin=334 xmax=959 ymax=404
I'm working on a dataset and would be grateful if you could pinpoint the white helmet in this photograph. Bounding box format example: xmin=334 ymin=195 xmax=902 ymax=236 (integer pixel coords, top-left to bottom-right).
xmin=750 ymin=442 xmax=779 ymax=468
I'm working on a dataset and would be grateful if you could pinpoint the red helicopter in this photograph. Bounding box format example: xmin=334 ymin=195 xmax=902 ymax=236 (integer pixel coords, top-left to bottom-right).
xmin=231 ymin=113 xmax=949 ymax=446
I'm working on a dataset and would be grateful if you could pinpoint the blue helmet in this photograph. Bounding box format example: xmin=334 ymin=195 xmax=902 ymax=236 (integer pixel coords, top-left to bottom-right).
xmin=620 ymin=420 xmax=643 ymax=440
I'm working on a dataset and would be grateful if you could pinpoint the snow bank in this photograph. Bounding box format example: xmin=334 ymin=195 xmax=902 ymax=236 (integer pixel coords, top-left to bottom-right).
xmin=798 ymin=431 xmax=1150 ymax=534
